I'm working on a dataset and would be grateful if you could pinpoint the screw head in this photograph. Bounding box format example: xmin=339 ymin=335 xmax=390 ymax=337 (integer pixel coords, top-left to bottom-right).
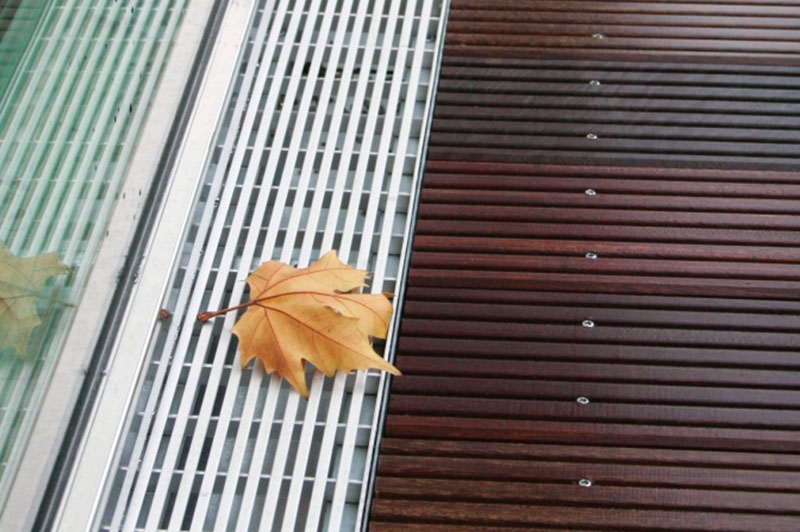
xmin=592 ymin=33 xmax=604 ymax=39
xmin=582 ymin=319 xmax=595 ymax=328
xmin=579 ymin=478 xmax=593 ymax=487
xmin=585 ymin=252 xmax=598 ymax=259
xmin=589 ymin=79 xmax=601 ymax=86
xmin=585 ymin=188 xmax=597 ymax=196
xmin=577 ymin=396 xmax=590 ymax=405
xmin=586 ymin=133 xmax=598 ymax=139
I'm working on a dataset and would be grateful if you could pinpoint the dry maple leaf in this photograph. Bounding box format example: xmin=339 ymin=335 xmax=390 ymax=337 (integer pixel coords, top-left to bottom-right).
xmin=198 ymin=250 xmax=399 ymax=398
xmin=0 ymin=241 xmax=69 ymax=357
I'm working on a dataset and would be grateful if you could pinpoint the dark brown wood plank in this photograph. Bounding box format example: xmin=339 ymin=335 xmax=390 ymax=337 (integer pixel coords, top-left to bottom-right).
xmin=446 ymin=34 xmax=800 ymax=54
xmin=436 ymin=79 xmax=800 ymax=101
xmin=420 ymin=189 xmax=800 ymax=212
xmin=450 ymin=1 xmax=800 ymax=17
xmin=438 ymin=66 xmax=800 ymax=87
xmin=395 ymin=358 xmax=800 ymax=388
xmin=435 ymin=105 xmax=800 ymax=129
xmin=446 ymin=21 xmax=800 ymax=41
xmin=379 ymin=438 xmax=800 ymax=468
xmin=447 ymin=12 xmax=800 ymax=30
xmin=418 ymin=204 xmax=800 ymax=229
xmin=414 ymin=236 xmax=800 ymax=262
xmin=403 ymin=300 xmax=800 ymax=330
xmin=424 ymin=160 xmax=800 ymax=183
xmin=415 ymin=220 xmax=800 ymax=246
xmin=441 ymin=55 xmax=800 ymax=74
xmin=422 ymin=174 xmax=800 ymax=198
xmin=427 ymin=146 xmax=800 ymax=168
xmin=412 ymin=252 xmax=800 ymax=281
xmin=409 ymin=268 xmax=800 ymax=299
xmin=390 ymin=376 xmax=800 ymax=407
xmin=435 ymin=91 xmax=800 ymax=114
xmin=375 ymin=477 xmax=800 ymax=513
xmin=387 ymin=395 xmax=800 ymax=428
xmin=371 ymin=501 xmax=800 ymax=531
xmin=405 ymin=287 xmax=800 ymax=313
xmin=429 ymin=133 xmax=800 ymax=159
xmin=398 ymin=337 xmax=800 ymax=367
xmin=384 ymin=416 xmax=800 ymax=452
xmin=377 ymin=454 xmax=800 ymax=490
xmin=443 ymin=45 xmax=800 ymax=67
xmin=432 ymin=119 xmax=800 ymax=144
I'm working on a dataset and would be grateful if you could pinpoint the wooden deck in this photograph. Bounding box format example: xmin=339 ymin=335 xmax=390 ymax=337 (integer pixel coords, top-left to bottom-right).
xmin=369 ymin=1 xmax=800 ymax=530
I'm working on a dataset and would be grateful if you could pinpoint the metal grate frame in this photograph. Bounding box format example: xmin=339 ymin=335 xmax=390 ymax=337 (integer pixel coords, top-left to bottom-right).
xmin=91 ymin=0 xmax=447 ymax=530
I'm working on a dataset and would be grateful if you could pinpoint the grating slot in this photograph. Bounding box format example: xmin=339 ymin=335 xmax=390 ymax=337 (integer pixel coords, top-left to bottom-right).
xmin=97 ymin=0 xmax=445 ymax=530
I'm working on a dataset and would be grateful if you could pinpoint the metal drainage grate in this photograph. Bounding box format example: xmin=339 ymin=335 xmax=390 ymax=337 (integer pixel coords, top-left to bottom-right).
xmin=96 ymin=0 xmax=446 ymax=530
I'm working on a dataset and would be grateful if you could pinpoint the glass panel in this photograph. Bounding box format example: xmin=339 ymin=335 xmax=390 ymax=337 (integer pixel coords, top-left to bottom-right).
xmin=0 ymin=0 xmax=186 ymax=508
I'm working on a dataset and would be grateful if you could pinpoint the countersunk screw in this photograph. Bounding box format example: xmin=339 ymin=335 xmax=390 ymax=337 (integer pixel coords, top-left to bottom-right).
xmin=592 ymin=33 xmax=604 ymax=39
xmin=579 ymin=478 xmax=593 ymax=487
xmin=582 ymin=319 xmax=595 ymax=328
xmin=585 ymin=188 xmax=597 ymax=196
xmin=589 ymin=80 xmax=601 ymax=86
xmin=586 ymin=133 xmax=598 ymax=140
xmin=577 ymin=396 xmax=590 ymax=405
xmin=585 ymin=252 xmax=598 ymax=259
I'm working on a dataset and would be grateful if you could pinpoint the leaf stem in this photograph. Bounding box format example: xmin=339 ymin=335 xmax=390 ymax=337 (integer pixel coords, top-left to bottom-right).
xmin=197 ymin=299 xmax=255 ymax=322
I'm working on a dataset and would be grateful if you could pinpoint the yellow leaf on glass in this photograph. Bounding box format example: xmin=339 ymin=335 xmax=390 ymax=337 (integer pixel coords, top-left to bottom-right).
xmin=0 ymin=241 xmax=69 ymax=357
